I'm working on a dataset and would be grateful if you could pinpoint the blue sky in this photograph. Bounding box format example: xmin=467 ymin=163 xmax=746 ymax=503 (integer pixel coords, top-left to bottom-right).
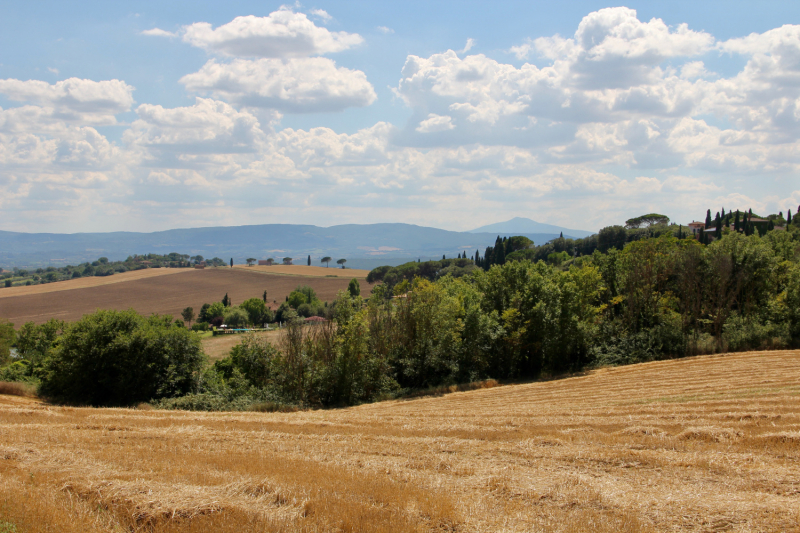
xmin=1 ymin=1 xmax=799 ymax=233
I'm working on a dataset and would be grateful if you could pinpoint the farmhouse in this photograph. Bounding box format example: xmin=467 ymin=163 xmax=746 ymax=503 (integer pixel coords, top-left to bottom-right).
xmin=687 ymin=221 xmax=705 ymax=235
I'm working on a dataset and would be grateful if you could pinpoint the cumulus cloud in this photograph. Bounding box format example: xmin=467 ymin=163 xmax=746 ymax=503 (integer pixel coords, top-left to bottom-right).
xmin=377 ymin=26 xmax=394 ymax=34
xmin=5 ymin=7 xmax=800 ymax=233
xmin=416 ymin=113 xmax=455 ymax=132
xmin=181 ymin=10 xmax=363 ymax=58
xmin=309 ymin=9 xmax=332 ymax=22
xmin=0 ymin=78 xmax=134 ymax=124
xmin=125 ymin=97 xmax=266 ymax=155
xmin=180 ymin=57 xmax=376 ymax=113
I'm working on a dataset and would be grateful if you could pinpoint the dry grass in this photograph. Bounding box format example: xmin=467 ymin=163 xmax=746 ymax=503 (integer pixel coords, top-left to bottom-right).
xmin=0 ymin=267 xmax=187 ymax=299
xmin=1 ymin=350 xmax=799 ymax=532
xmin=0 ymin=269 xmax=371 ymax=327
xmin=202 ymin=329 xmax=285 ymax=361
xmin=0 ymin=381 xmax=35 ymax=397
xmin=233 ymin=264 xmax=371 ymax=278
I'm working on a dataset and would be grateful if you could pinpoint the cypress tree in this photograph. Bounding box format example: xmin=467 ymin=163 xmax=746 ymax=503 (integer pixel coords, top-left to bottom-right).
xmin=230 ymin=258 xmax=233 ymax=268
xmin=442 ymin=254 xmax=446 ymax=260
xmin=788 ymin=209 xmax=792 ymax=225
xmin=484 ymin=246 xmax=494 ymax=269
xmin=734 ymin=211 xmax=740 ymax=232
xmin=494 ymin=236 xmax=505 ymax=265
xmin=678 ymin=225 xmax=683 ymax=239
xmin=222 ymin=293 xmax=229 ymax=307
xmin=705 ymin=209 xmax=712 ymax=228
xmin=721 ymin=207 xmax=726 ymax=219
xmin=307 ymin=255 xmax=311 ymax=266
xmin=715 ymin=215 xmax=722 ymax=239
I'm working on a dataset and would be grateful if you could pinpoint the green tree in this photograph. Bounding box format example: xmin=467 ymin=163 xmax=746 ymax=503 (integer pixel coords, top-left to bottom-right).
xmin=597 ymin=225 xmax=627 ymax=252
xmin=207 ymin=302 xmax=226 ymax=319
xmin=0 ymin=321 xmax=15 ymax=365
xmin=287 ymin=291 xmax=308 ymax=308
xmin=222 ymin=293 xmax=230 ymax=307
xmin=283 ymin=257 xmax=293 ymax=265
xmin=223 ymin=307 xmax=249 ymax=328
xmin=321 ymin=256 xmax=332 ymax=267
xmin=307 ymin=255 xmax=311 ymax=266
xmin=246 ymin=258 xmax=256 ymax=267
xmin=39 ymin=310 xmax=205 ymax=406
xmin=241 ymin=298 xmax=270 ymax=326
xmin=230 ymin=258 xmax=233 ymax=268
xmin=348 ymin=278 xmax=361 ymax=297
xmin=337 ymin=258 xmax=347 ymax=269
xmin=181 ymin=307 xmax=195 ymax=324
xmin=625 ymin=213 xmax=670 ymax=229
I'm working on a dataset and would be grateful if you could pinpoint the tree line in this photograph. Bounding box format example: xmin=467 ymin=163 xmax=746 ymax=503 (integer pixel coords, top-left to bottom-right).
xmin=1 ymin=211 xmax=798 ymax=409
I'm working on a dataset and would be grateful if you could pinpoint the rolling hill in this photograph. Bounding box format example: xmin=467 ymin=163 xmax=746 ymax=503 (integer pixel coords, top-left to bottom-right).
xmin=0 ymin=220 xmax=593 ymax=269
xmin=469 ymin=216 xmax=594 ymax=238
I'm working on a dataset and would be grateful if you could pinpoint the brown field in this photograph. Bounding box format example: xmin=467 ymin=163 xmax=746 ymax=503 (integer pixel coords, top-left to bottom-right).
xmin=0 ymin=269 xmax=372 ymax=327
xmin=0 ymin=267 xmax=186 ymax=299
xmin=1 ymin=350 xmax=799 ymax=532
xmin=233 ymin=264 xmax=371 ymax=278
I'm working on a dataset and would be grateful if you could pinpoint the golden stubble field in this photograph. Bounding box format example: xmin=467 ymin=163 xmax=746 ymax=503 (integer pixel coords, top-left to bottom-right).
xmin=1 ymin=350 xmax=799 ymax=532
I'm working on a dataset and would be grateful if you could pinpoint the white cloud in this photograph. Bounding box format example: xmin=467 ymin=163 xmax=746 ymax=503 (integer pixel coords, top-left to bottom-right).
xmin=180 ymin=57 xmax=376 ymax=113
xmin=181 ymin=10 xmax=363 ymax=58
xmin=458 ymin=38 xmax=475 ymax=55
xmin=47 ymin=67 xmax=59 ymax=75
xmin=680 ymin=61 xmax=710 ymax=80
xmin=141 ymin=28 xmax=176 ymax=38
xmin=309 ymin=9 xmax=332 ymax=22
xmin=0 ymin=78 xmax=134 ymax=124
xmin=5 ymin=8 xmax=800 ymax=234
xmin=377 ymin=26 xmax=394 ymax=34
xmin=416 ymin=113 xmax=455 ymax=132
xmin=124 ymin=98 xmax=265 ymax=156
xmin=509 ymin=41 xmax=533 ymax=60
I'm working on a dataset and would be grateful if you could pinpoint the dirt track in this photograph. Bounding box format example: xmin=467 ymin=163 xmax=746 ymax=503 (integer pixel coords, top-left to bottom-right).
xmin=0 ymin=268 xmax=372 ymax=327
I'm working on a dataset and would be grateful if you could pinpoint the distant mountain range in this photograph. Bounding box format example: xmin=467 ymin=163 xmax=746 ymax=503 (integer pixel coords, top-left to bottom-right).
xmin=470 ymin=217 xmax=594 ymax=238
xmin=0 ymin=218 xmax=594 ymax=270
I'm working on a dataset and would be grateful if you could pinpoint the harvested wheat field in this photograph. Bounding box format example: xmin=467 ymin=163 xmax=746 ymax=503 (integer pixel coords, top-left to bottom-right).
xmin=0 ymin=268 xmax=372 ymax=327
xmin=2 ymin=351 xmax=800 ymax=532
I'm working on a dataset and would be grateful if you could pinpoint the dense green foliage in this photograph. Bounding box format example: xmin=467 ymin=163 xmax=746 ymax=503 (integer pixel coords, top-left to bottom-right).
xmin=37 ymin=309 xmax=205 ymax=406
xmin=196 ymin=226 xmax=799 ymax=410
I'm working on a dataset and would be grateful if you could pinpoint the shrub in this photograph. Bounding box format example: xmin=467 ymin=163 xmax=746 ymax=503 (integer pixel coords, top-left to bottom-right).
xmin=38 ymin=309 xmax=206 ymax=406
xmin=191 ymin=322 xmax=210 ymax=332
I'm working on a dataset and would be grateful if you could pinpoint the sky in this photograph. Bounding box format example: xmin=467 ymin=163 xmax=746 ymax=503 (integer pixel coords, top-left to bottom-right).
xmin=1 ymin=1 xmax=800 ymax=234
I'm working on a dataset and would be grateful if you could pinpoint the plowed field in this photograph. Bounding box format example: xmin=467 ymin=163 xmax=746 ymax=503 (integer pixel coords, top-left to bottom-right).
xmin=1 ymin=350 xmax=799 ymax=532
xmin=0 ymin=268 xmax=371 ymax=326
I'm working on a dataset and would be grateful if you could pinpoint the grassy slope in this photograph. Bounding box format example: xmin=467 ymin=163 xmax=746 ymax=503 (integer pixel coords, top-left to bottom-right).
xmin=0 ymin=350 xmax=798 ymax=532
